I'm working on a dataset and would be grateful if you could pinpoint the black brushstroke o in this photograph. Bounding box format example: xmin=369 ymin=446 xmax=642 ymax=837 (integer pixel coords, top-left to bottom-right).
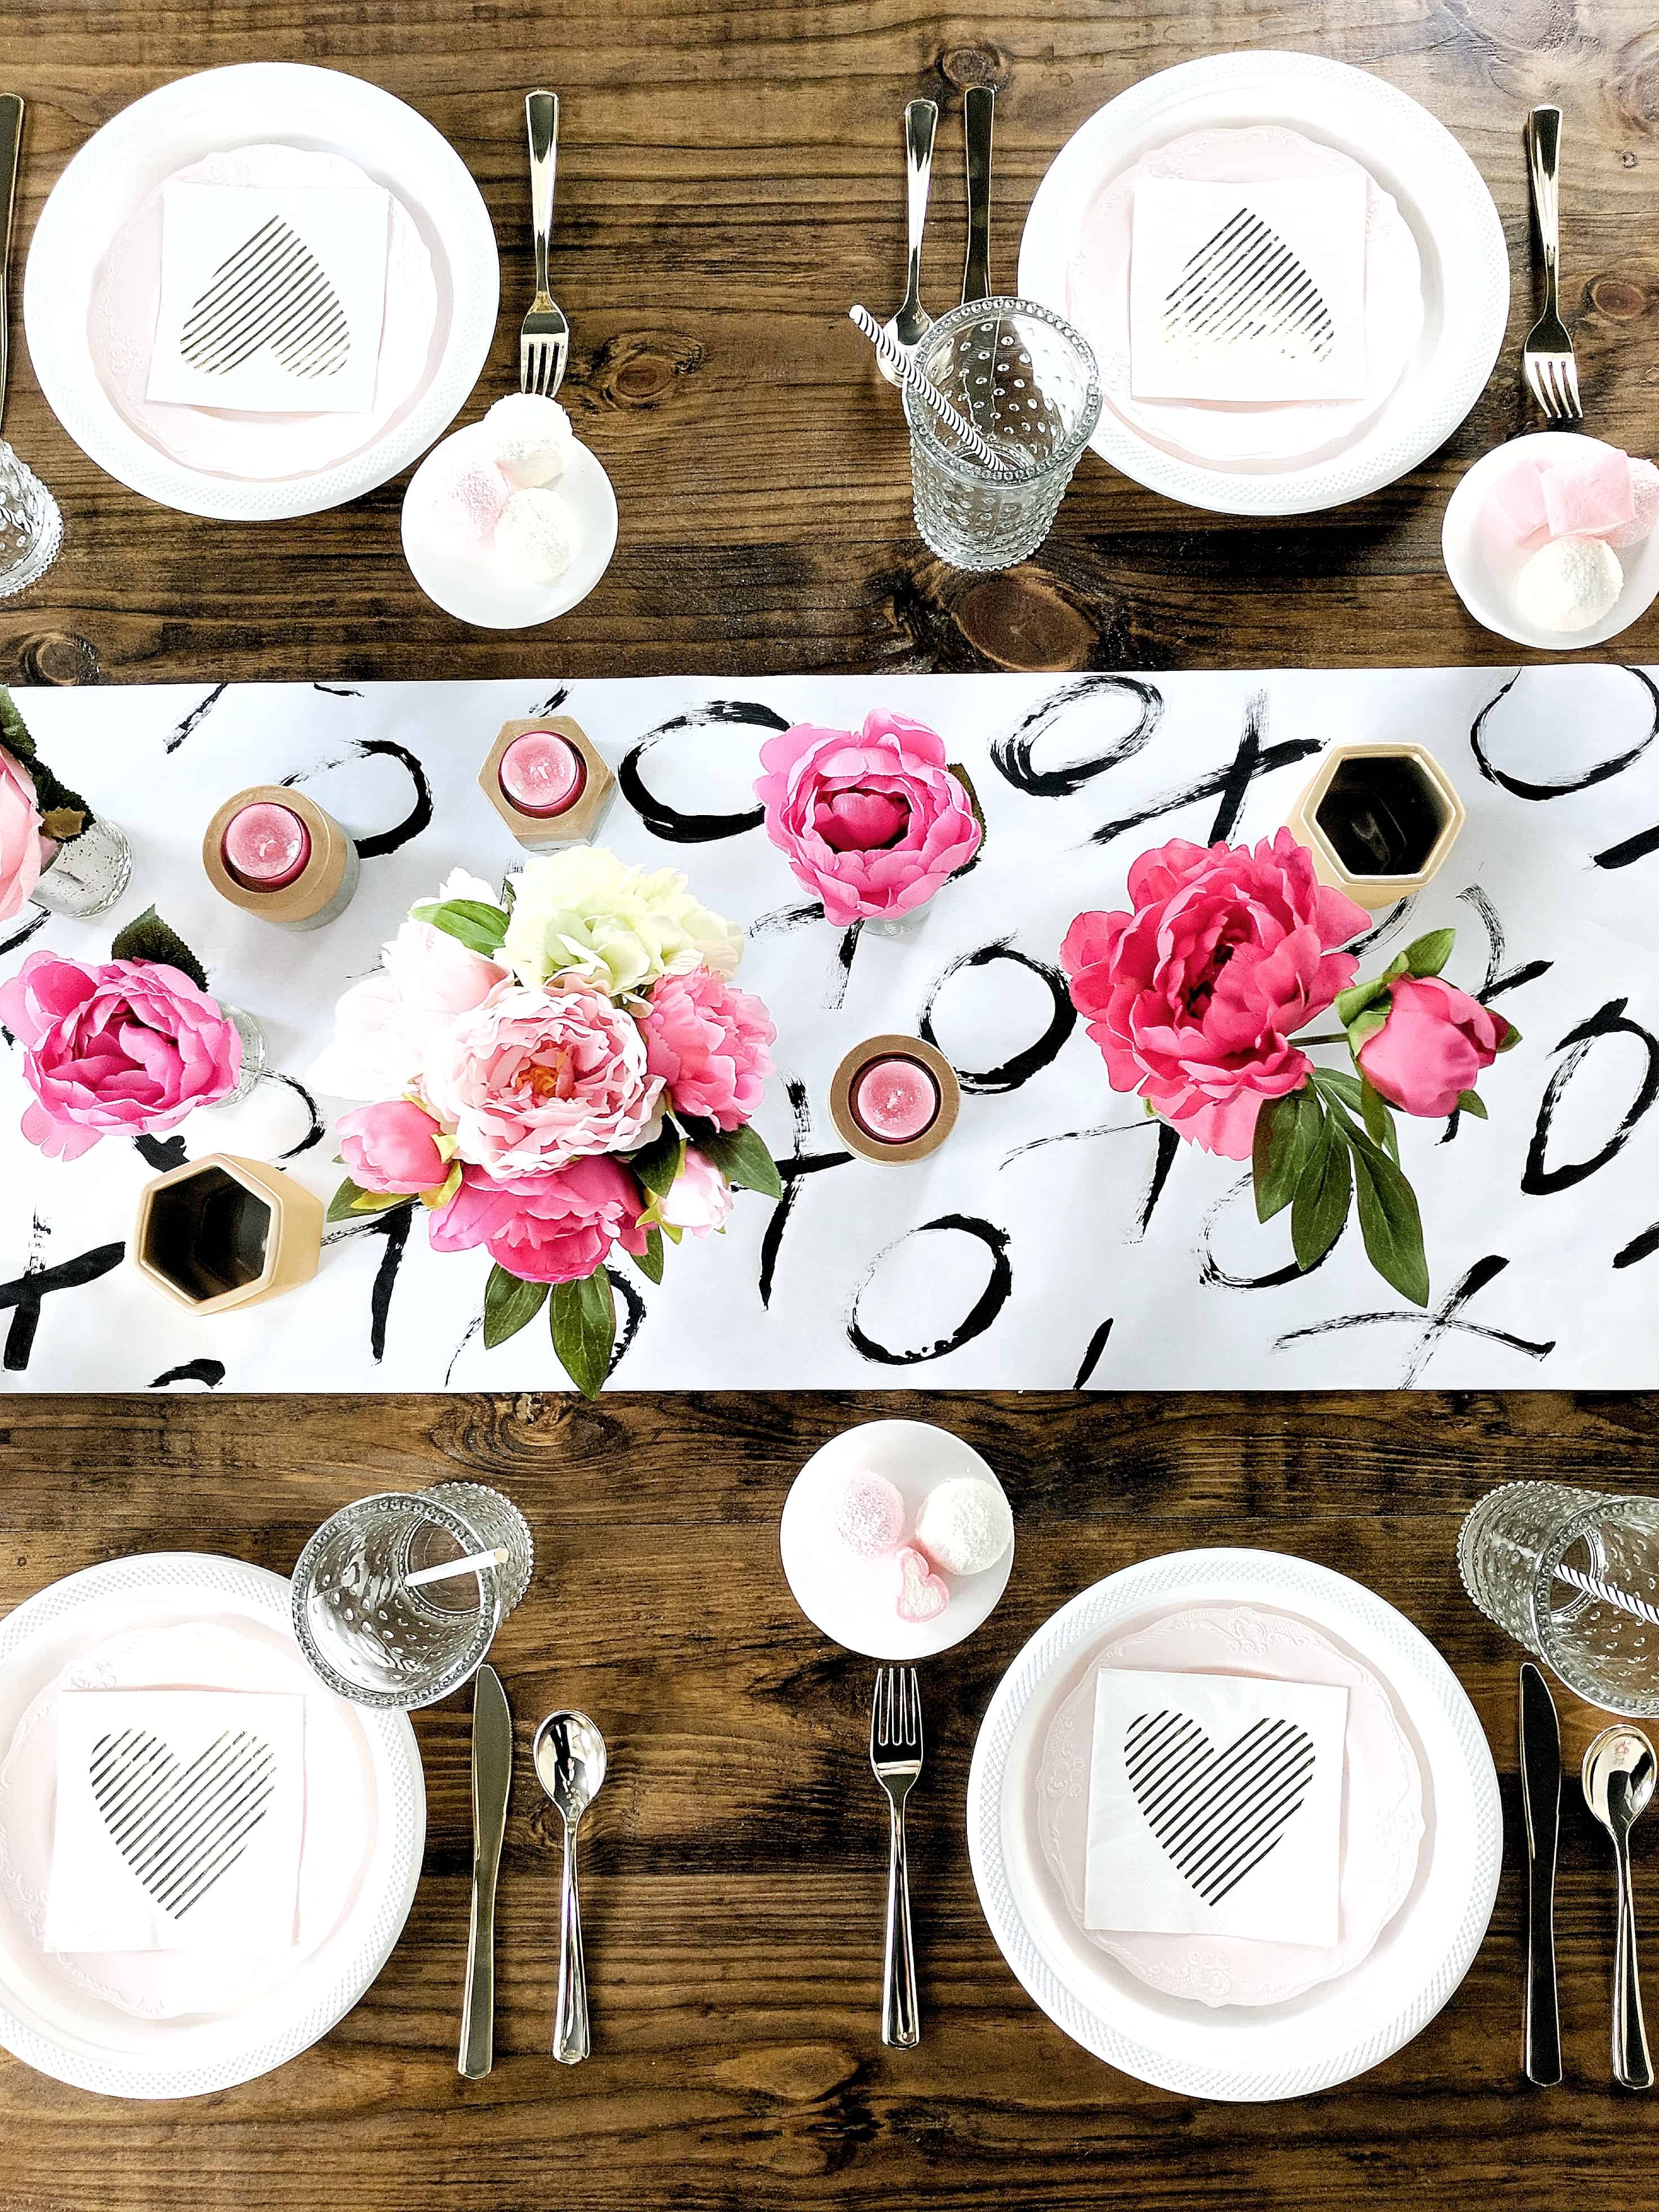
xmin=989 ymin=674 xmax=1165 ymax=798
xmin=848 ymin=1214 xmax=1013 ymax=1367
xmin=1471 ymin=666 xmax=1659 ymax=799
xmin=920 ymin=939 xmax=1076 ymax=1093
xmin=150 ymin=1359 xmax=226 ymax=1388
xmin=0 ymin=908 xmax=49 ymax=958
xmin=1523 ymin=998 xmax=1659 ymax=1196
xmin=350 ymin=738 xmax=433 ymax=860
xmin=617 ymin=700 xmax=787 ymax=842
xmin=267 ymin=1072 xmax=326 ymax=1158
xmin=1197 ymin=1172 xmax=1344 ymax=1291
xmin=606 ymin=1265 xmax=646 ymax=1377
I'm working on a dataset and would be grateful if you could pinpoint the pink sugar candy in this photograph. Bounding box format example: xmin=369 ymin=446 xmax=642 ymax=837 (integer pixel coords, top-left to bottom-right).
xmin=1607 ymin=457 xmax=1659 ymax=549
xmin=1542 ymin=444 xmax=1635 ymax=539
xmin=894 ymin=1546 xmax=949 ymax=1623
xmin=1490 ymin=457 xmax=1548 ymax=544
xmin=829 ymin=1469 xmax=906 ymax=1559
xmin=447 ymin=460 xmax=509 ymax=542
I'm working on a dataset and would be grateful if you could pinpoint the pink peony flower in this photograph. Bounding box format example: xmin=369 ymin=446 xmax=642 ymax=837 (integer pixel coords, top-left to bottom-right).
xmin=639 ymin=967 xmax=774 ymax=1130
xmin=1061 ymin=831 xmax=1370 ymax=1159
xmin=423 ymin=981 xmax=662 ymax=1177
xmin=657 ymin=1147 xmax=734 ymax=1237
xmin=430 ymin=1157 xmax=648 ymax=1284
xmin=755 ymin=710 xmax=982 ymax=925
xmin=0 ymin=746 xmax=43 ymax=922
xmin=0 ymin=951 xmax=243 ymax=1161
xmin=338 ymin=1099 xmax=449 ymax=1194
xmin=1357 ymin=975 xmax=1511 ymax=1120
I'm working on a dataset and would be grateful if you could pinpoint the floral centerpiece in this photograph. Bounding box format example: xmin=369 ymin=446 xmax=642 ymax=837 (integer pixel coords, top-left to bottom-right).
xmin=1060 ymin=830 xmax=1517 ymax=1303
xmin=313 ymin=848 xmax=781 ymax=1396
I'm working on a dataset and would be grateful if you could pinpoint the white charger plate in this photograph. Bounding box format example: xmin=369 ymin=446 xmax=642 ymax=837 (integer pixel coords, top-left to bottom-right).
xmin=967 ymin=1548 xmax=1500 ymax=2101
xmin=24 ymin=63 xmax=498 ymax=520
xmin=0 ymin=1554 xmax=425 ymax=2099
xmin=1017 ymin=52 xmax=1509 ymax=515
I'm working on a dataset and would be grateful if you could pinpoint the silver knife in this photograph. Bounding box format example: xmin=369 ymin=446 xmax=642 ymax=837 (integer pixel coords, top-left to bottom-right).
xmin=961 ymin=84 xmax=993 ymax=305
xmin=1520 ymin=1661 xmax=1563 ymax=2085
xmin=458 ymin=1663 xmax=512 ymax=2080
xmin=0 ymin=96 xmax=22 ymax=437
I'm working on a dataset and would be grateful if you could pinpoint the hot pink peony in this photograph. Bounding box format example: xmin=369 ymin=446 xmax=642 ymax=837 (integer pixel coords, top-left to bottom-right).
xmin=639 ymin=967 xmax=774 ymax=1130
xmin=0 ymin=746 xmax=43 ymax=922
xmin=430 ymin=1157 xmax=648 ymax=1284
xmin=1061 ymin=831 xmax=1370 ymax=1159
xmin=338 ymin=1099 xmax=449 ymax=1194
xmin=1357 ymin=975 xmax=1511 ymax=1119
xmin=422 ymin=981 xmax=662 ymax=1178
xmin=0 ymin=951 xmax=243 ymax=1161
xmin=755 ymin=710 xmax=982 ymax=925
xmin=657 ymin=1147 xmax=734 ymax=1237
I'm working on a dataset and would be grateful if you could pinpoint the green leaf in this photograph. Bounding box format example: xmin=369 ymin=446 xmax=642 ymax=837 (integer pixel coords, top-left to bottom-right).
xmin=0 ymin=686 xmax=91 ymax=832
xmin=1291 ymin=1122 xmax=1352 ymax=1272
xmin=483 ymin=1263 xmax=550 ymax=1349
xmin=1348 ymin=1140 xmax=1430 ymax=1307
xmin=1456 ymin=1088 xmax=1488 ymax=1120
xmin=549 ymin=1265 xmax=617 ymax=1399
xmin=1496 ymin=1016 xmax=1522 ymax=1052
xmin=1253 ymin=1087 xmax=1323 ymax=1223
xmin=109 ymin=906 xmax=209 ymax=992
xmin=1359 ymin=1076 xmax=1391 ymax=1147
xmin=1403 ymin=928 xmax=1456 ymax=978
xmin=629 ymin=1124 xmax=684 ymax=1204
xmin=407 ymin=897 xmax=510 ymax=956
xmin=1334 ymin=975 xmax=1389 ymax=1027
xmin=632 ymin=1225 xmax=665 ymax=1284
xmin=1346 ymin=1007 xmax=1389 ymax=1051
xmin=694 ymin=1122 xmax=783 ymax=1201
xmin=327 ymin=1176 xmax=412 ymax=1223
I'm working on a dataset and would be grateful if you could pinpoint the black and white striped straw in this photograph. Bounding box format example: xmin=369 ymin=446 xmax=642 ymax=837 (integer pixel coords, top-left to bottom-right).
xmin=848 ymin=305 xmax=1017 ymax=477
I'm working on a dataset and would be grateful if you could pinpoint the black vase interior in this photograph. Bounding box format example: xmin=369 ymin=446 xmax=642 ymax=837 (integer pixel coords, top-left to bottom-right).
xmin=1315 ymin=756 xmax=1449 ymax=878
xmin=144 ymin=1167 xmax=271 ymax=1302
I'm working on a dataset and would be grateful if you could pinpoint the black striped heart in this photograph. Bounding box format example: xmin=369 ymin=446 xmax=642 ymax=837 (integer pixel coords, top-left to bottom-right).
xmin=90 ymin=1726 xmax=276 ymax=1919
xmin=179 ymin=217 xmax=351 ymax=380
xmin=1162 ymin=208 xmax=1334 ymax=364
xmin=1123 ymin=1710 xmax=1315 ymax=1904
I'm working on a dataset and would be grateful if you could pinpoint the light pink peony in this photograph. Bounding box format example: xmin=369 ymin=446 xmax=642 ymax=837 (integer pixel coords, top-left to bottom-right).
xmin=755 ymin=710 xmax=982 ymax=925
xmin=1061 ymin=831 xmax=1370 ymax=1159
xmin=0 ymin=951 xmax=243 ymax=1160
xmin=1357 ymin=976 xmax=1511 ymax=1119
xmin=657 ymin=1147 xmax=734 ymax=1237
xmin=639 ymin=967 xmax=774 ymax=1130
xmin=0 ymin=746 xmax=43 ymax=922
xmin=430 ymin=1157 xmax=648 ymax=1284
xmin=423 ymin=981 xmax=662 ymax=1177
xmin=338 ymin=1099 xmax=449 ymax=1194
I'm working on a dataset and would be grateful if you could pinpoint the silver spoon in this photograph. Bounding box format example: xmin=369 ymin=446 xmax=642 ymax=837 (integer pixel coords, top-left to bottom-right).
xmin=533 ymin=1709 xmax=607 ymax=2065
xmin=878 ymin=100 xmax=938 ymax=385
xmin=1584 ymin=1724 xmax=1656 ymax=2089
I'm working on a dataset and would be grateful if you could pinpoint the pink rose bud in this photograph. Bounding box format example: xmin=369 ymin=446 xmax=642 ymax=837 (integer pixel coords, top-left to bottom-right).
xmin=1356 ymin=975 xmax=1510 ymax=1119
xmin=655 ymin=1147 xmax=734 ymax=1238
xmin=338 ymin=1099 xmax=450 ymax=1194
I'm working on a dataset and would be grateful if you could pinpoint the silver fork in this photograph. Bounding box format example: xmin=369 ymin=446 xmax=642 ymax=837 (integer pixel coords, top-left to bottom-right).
xmin=869 ymin=1665 xmax=923 ymax=2049
xmin=1523 ymin=105 xmax=1581 ymax=422
xmin=520 ymin=90 xmax=570 ymax=399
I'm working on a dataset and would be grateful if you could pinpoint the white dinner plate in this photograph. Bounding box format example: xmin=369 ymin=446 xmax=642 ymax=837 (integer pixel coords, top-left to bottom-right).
xmin=24 ymin=63 xmax=498 ymax=520
xmin=967 ymin=1548 xmax=1500 ymax=2101
xmin=1017 ymin=52 xmax=1509 ymax=515
xmin=0 ymin=1554 xmax=425 ymax=2098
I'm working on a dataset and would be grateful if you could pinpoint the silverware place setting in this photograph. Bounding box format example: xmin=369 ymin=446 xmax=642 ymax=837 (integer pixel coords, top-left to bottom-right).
xmin=877 ymin=99 xmax=938 ymax=385
xmin=1522 ymin=103 xmax=1581 ymax=424
xmin=520 ymin=88 xmax=570 ymax=399
xmin=533 ymin=1707 xmax=607 ymax=2065
xmin=1583 ymin=1721 xmax=1656 ymax=2090
xmin=869 ymin=1664 xmax=924 ymax=2050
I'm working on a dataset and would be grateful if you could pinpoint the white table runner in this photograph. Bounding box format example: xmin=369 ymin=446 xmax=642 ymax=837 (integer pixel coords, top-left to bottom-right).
xmin=1 ymin=666 xmax=1654 ymax=1392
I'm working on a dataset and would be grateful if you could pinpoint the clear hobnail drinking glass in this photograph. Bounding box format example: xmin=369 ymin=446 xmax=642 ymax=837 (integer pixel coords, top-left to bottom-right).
xmin=1459 ymin=1481 xmax=1659 ymax=1716
xmin=31 ymin=817 xmax=133 ymax=918
xmin=902 ymin=297 xmax=1101 ymax=572
xmin=0 ymin=442 xmax=61 ymax=599
xmin=214 ymin=1005 xmax=268 ymax=1106
xmin=291 ymin=1484 xmax=534 ymax=1710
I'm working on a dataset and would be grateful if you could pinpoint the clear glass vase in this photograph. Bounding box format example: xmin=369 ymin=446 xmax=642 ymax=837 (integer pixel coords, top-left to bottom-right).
xmin=211 ymin=1005 xmax=267 ymax=1105
xmin=32 ymin=817 xmax=132 ymax=918
xmin=0 ymin=443 xmax=63 ymax=600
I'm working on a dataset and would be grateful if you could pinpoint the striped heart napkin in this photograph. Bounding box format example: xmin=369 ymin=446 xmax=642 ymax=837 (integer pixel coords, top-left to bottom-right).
xmin=42 ymin=1688 xmax=304 ymax=1953
xmin=145 ymin=181 xmax=390 ymax=413
xmin=1083 ymin=1667 xmax=1347 ymax=1945
xmin=1129 ymin=175 xmax=1367 ymax=404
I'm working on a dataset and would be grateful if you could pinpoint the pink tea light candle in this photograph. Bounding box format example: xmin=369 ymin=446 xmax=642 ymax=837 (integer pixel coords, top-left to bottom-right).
xmin=222 ymin=802 xmax=311 ymax=891
xmin=830 ymin=1033 xmax=960 ymax=1164
xmin=203 ymin=786 xmax=360 ymax=932
xmin=498 ymin=729 xmax=586 ymax=818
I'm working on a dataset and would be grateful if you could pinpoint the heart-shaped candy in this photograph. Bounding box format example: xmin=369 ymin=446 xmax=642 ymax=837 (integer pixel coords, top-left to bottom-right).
xmin=894 ymin=1546 xmax=949 ymax=1623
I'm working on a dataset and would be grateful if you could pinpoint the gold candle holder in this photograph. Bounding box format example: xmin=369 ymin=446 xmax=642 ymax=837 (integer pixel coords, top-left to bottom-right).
xmin=132 ymin=1154 xmax=324 ymax=1316
xmin=829 ymin=1034 xmax=960 ymax=1164
xmin=202 ymin=786 xmax=361 ymax=931
xmin=480 ymin=715 xmax=616 ymax=848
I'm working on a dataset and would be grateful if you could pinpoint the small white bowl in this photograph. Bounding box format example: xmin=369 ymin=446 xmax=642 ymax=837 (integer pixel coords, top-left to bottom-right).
xmin=778 ymin=1418 xmax=1014 ymax=1661
xmin=1442 ymin=430 xmax=1659 ymax=650
xmin=401 ymin=419 xmax=618 ymax=630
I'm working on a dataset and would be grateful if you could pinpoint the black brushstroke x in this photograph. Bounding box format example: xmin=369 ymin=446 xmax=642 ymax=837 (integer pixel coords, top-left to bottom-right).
xmin=1274 ymin=1254 xmax=1555 ymax=1386
xmin=759 ymin=1077 xmax=852 ymax=1310
xmin=0 ymin=1219 xmax=124 ymax=1370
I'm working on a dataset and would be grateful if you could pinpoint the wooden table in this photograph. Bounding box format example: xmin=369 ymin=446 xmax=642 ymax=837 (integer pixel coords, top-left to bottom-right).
xmin=1 ymin=2 xmax=1656 ymax=2206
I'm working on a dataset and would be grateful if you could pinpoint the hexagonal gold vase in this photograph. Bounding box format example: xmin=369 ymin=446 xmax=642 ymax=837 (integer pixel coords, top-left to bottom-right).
xmin=132 ymin=1154 xmax=325 ymax=1317
xmin=1286 ymin=741 xmax=1466 ymax=912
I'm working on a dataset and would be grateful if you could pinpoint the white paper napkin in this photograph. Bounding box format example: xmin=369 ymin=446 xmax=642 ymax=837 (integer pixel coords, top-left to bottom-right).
xmin=146 ymin=181 xmax=390 ymax=413
xmin=43 ymin=1688 xmax=305 ymax=1954
xmin=1083 ymin=1667 xmax=1347 ymax=1946
xmin=1129 ymin=175 xmax=1367 ymax=403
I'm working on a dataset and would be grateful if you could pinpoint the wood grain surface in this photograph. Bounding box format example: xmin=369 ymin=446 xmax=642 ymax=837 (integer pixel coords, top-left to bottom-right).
xmin=1 ymin=0 xmax=1657 ymax=2205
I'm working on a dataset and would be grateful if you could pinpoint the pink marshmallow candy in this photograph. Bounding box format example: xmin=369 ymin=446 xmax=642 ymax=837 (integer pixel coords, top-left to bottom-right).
xmin=1608 ymin=457 xmax=1659 ymax=550
xmin=447 ymin=461 xmax=509 ymax=543
xmin=1491 ymin=457 xmax=1548 ymax=544
xmin=894 ymin=1546 xmax=949 ymax=1623
xmin=829 ymin=1470 xmax=906 ymax=1559
xmin=1542 ymin=444 xmax=1635 ymax=540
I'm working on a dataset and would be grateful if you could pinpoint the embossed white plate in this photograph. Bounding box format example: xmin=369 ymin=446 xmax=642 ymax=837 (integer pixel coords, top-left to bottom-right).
xmin=967 ymin=1549 xmax=1500 ymax=2100
xmin=0 ymin=1555 xmax=425 ymax=2098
